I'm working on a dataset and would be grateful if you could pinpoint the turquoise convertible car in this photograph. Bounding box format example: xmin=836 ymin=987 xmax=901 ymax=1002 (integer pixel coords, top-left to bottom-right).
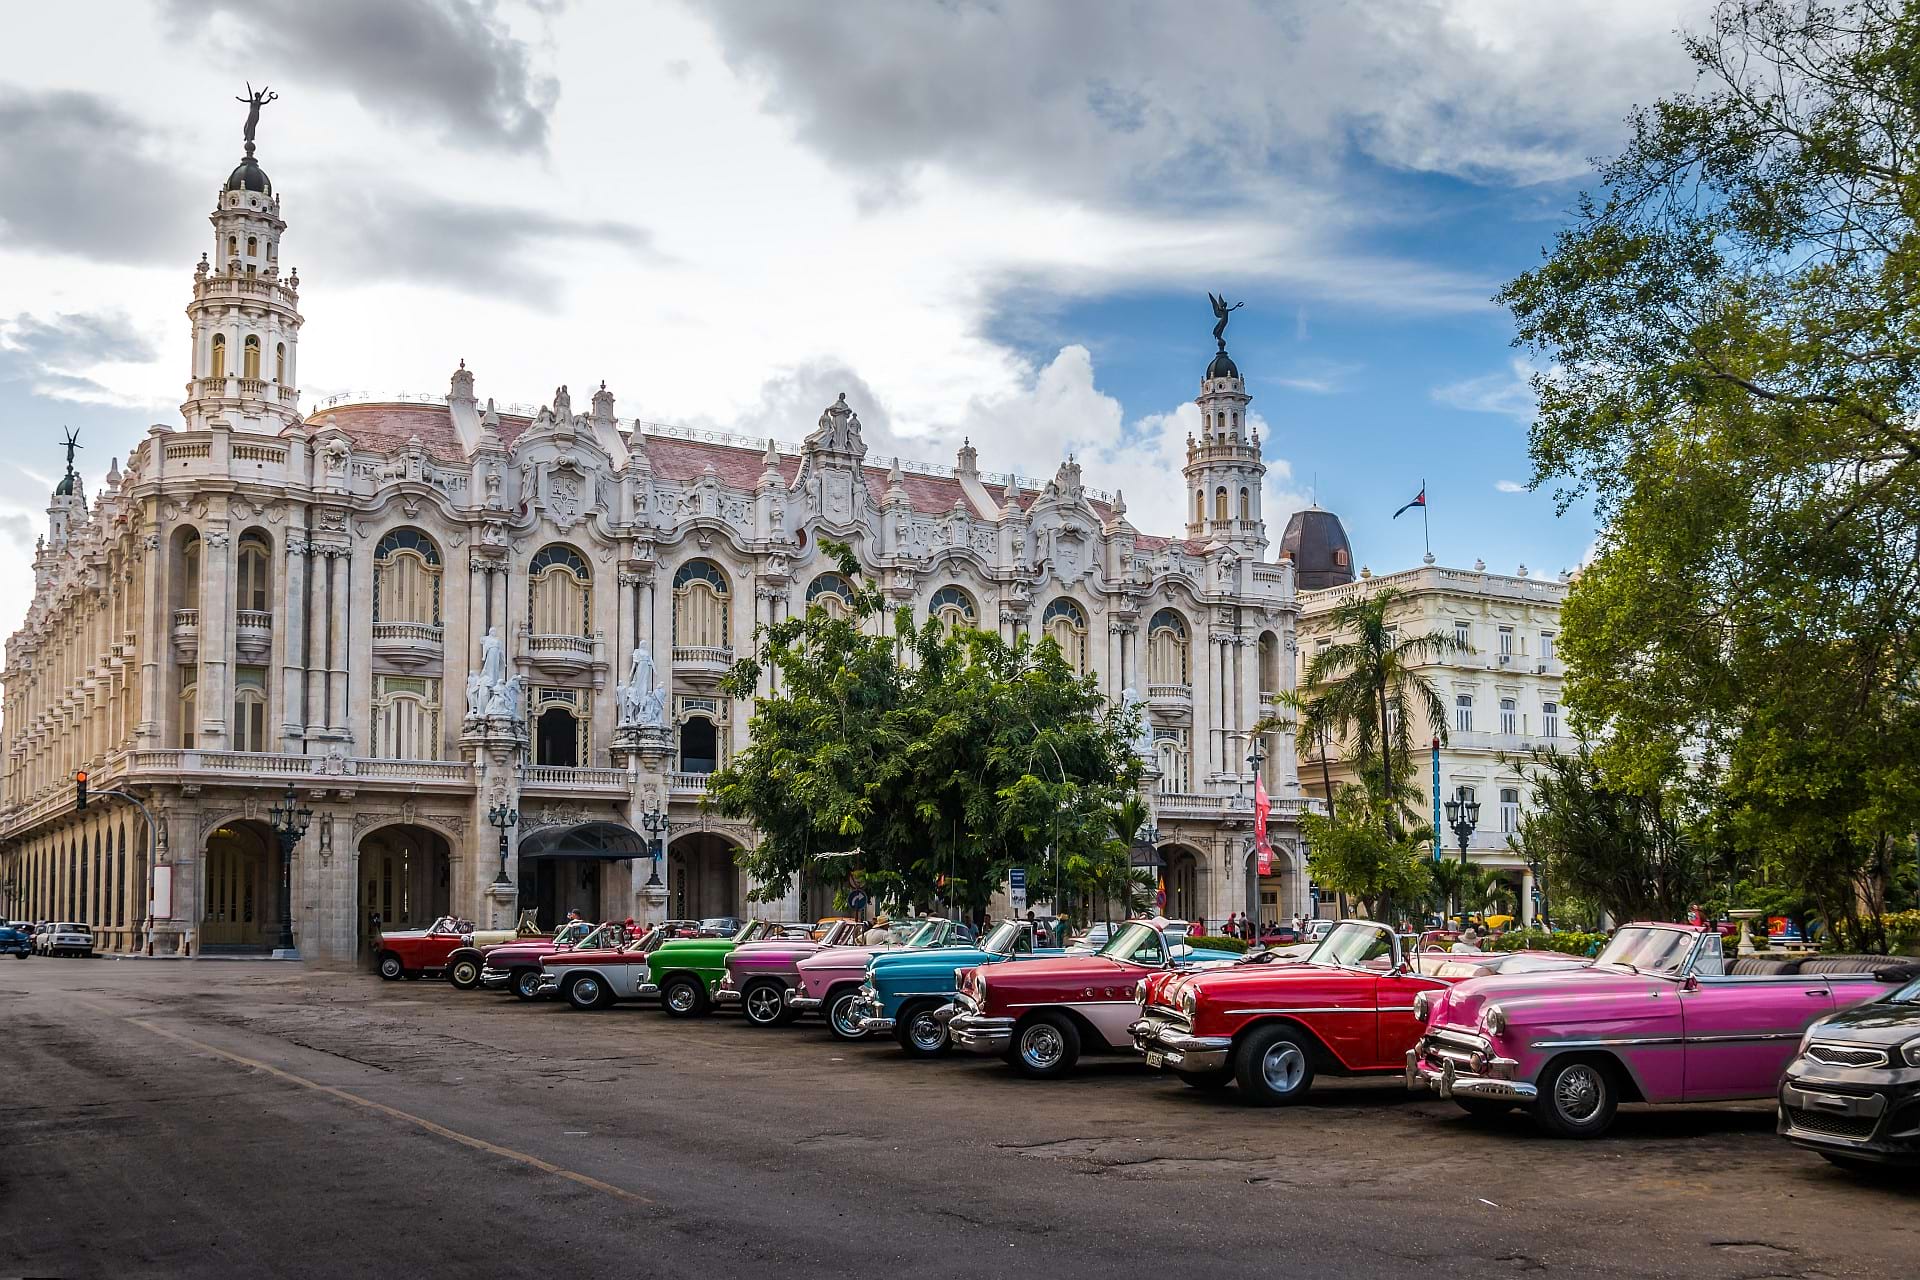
xmin=849 ymin=919 xmax=1068 ymax=1057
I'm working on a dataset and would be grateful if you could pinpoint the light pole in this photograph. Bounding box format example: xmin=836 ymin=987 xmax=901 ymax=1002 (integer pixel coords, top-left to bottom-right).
xmin=639 ymin=804 xmax=671 ymax=889
xmin=1244 ymin=738 xmax=1267 ymax=934
xmin=1443 ymin=785 xmax=1479 ymax=865
xmin=488 ymin=802 xmax=520 ymax=888
xmin=267 ymin=784 xmax=313 ymax=955
xmin=1523 ymin=849 xmax=1552 ymax=931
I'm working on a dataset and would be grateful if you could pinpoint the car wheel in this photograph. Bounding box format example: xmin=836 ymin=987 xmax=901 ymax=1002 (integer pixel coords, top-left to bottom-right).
xmin=447 ymin=958 xmax=482 ymax=990
xmin=1234 ymin=1025 xmax=1316 ymax=1105
xmin=1177 ymin=1070 xmax=1232 ymax=1092
xmin=1009 ymin=1012 xmax=1080 ymax=1079
xmin=661 ymin=975 xmax=708 ymax=1018
xmin=895 ymin=1002 xmax=951 ymax=1058
xmin=566 ymin=973 xmax=609 ymax=1011
xmin=1454 ymin=1098 xmax=1515 ymax=1121
xmin=1532 ymin=1057 xmax=1618 ymax=1139
xmin=742 ymin=981 xmax=788 ymax=1027
xmin=376 ymin=952 xmax=404 ymax=981
xmin=512 ymin=969 xmax=544 ymax=1001
xmin=825 ymin=988 xmax=868 ymax=1041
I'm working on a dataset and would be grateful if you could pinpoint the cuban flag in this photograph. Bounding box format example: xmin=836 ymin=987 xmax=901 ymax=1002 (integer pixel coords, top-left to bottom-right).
xmin=1393 ymin=488 xmax=1426 ymax=519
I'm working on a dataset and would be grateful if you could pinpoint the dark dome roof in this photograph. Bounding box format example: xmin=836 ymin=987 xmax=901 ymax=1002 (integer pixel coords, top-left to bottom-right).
xmin=53 ymin=469 xmax=77 ymax=497
xmin=1206 ymin=348 xmax=1240 ymax=380
xmin=1278 ymin=507 xmax=1356 ymax=591
xmin=225 ymin=154 xmax=271 ymax=194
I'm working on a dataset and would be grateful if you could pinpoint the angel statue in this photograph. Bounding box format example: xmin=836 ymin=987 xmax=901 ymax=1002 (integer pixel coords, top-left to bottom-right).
xmin=1208 ymin=292 xmax=1243 ymax=348
xmin=236 ymin=82 xmax=277 ymax=146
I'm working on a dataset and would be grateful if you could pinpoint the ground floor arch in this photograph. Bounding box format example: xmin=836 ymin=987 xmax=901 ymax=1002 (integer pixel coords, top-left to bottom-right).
xmin=359 ymin=824 xmax=453 ymax=943
xmin=201 ymin=820 xmax=276 ymax=952
xmin=1161 ymin=844 xmax=1203 ymax=926
xmin=668 ymin=832 xmax=741 ymax=921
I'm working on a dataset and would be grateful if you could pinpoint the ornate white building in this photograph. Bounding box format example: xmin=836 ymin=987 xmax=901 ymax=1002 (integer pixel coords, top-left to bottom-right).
xmin=0 ymin=115 xmax=1317 ymax=961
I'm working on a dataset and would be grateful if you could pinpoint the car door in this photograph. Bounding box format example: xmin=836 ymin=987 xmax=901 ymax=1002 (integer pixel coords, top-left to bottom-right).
xmin=1680 ymin=974 xmax=1836 ymax=1100
xmin=1375 ymin=972 xmax=1447 ymax=1068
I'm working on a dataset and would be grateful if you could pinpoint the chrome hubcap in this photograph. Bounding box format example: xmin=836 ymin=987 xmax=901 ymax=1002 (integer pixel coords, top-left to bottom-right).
xmin=1261 ymin=1043 xmax=1306 ymax=1094
xmin=746 ymin=987 xmax=782 ymax=1022
xmin=1021 ymin=1024 xmax=1065 ymax=1070
xmin=574 ymin=978 xmax=600 ymax=1005
xmin=1555 ymin=1066 xmax=1602 ymax=1121
xmin=667 ymin=984 xmax=696 ymax=1012
xmin=830 ymin=996 xmax=864 ymax=1037
xmin=516 ymin=972 xmax=538 ymax=997
xmin=910 ymin=1013 xmax=945 ymax=1051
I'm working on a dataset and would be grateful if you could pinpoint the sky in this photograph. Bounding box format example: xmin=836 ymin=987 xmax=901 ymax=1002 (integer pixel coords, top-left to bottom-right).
xmin=0 ymin=0 xmax=1716 ymax=629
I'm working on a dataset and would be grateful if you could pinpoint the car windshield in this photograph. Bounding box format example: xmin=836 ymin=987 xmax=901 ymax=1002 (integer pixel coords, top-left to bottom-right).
xmin=1595 ymin=926 xmax=1698 ymax=975
xmin=981 ymin=921 xmax=1024 ymax=954
xmin=1097 ymin=922 xmax=1167 ymax=965
xmin=1888 ymin=976 xmax=1920 ymax=1004
xmin=1308 ymin=922 xmax=1396 ymax=969
xmin=733 ymin=921 xmax=768 ymax=943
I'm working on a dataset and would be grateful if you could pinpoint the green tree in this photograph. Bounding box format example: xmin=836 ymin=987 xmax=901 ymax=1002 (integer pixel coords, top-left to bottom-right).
xmin=708 ymin=541 xmax=1135 ymax=921
xmin=1300 ymin=782 xmax=1433 ymax=922
xmin=1427 ymin=857 xmax=1475 ymax=930
xmin=1500 ymin=0 xmax=1920 ymax=940
xmin=1301 ymin=588 xmax=1464 ymax=838
xmin=1254 ymin=687 xmax=1339 ymax=820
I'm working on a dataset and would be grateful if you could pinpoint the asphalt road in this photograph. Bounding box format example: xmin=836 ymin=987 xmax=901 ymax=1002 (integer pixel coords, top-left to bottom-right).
xmin=2 ymin=958 xmax=1914 ymax=1280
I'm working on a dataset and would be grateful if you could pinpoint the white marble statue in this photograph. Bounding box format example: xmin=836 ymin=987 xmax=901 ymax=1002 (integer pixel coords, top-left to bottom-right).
xmin=618 ymin=645 xmax=657 ymax=727
xmin=486 ymin=674 xmax=523 ymax=721
xmin=480 ymin=626 xmax=506 ymax=689
xmin=1121 ymin=687 xmax=1154 ymax=760
xmin=465 ymin=670 xmax=486 ymax=720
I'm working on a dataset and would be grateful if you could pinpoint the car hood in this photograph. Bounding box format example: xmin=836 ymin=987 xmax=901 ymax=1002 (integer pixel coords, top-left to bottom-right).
xmin=728 ymin=942 xmax=826 ymax=969
xmin=800 ymin=944 xmax=890 ymax=972
xmin=1439 ymin=966 xmax=1661 ymax=1027
xmin=1809 ymin=997 xmax=1920 ymax=1047
xmin=975 ymin=954 xmax=1138 ymax=985
xmin=870 ymin=946 xmax=1009 ymax=976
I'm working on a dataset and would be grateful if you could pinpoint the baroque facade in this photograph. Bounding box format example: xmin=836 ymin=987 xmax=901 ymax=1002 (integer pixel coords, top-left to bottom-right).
xmin=0 ymin=121 xmax=1314 ymax=962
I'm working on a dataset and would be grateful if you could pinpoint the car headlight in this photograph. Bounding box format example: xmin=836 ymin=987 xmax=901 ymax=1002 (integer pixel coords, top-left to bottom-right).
xmin=1179 ymin=987 xmax=1197 ymax=1017
xmin=1134 ymin=979 xmax=1148 ymax=1005
xmin=973 ymin=974 xmax=987 ymax=1001
xmin=1798 ymin=1026 xmax=1818 ymax=1057
xmin=1904 ymin=1038 xmax=1920 ymax=1068
xmin=1412 ymin=991 xmax=1431 ymax=1022
xmin=1480 ymin=1004 xmax=1507 ymax=1036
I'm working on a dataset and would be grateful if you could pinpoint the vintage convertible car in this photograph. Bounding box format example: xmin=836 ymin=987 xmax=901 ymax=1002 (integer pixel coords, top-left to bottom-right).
xmin=638 ymin=920 xmax=817 ymax=1017
xmin=1409 ymin=922 xmax=1910 ymax=1137
xmin=851 ymin=919 xmax=1065 ymax=1056
xmin=373 ymin=913 xmax=541 ymax=982
xmin=714 ymin=919 xmax=866 ymax=1026
xmin=791 ymin=918 xmax=977 ymax=1040
xmin=946 ymin=918 xmax=1241 ymax=1077
xmin=1778 ymin=968 xmax=1920 ymax=1170
xmin=1132 ymin=920 xmax=1587 ymax=1102
xmin=473 ymin=920 xmax=631 ymax=998
xmin=540 ymin=926 xmax=674 ymax=1010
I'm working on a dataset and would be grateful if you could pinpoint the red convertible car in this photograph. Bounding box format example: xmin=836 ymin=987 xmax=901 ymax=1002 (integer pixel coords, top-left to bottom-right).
xmin=473 ymin=920 xmax=632 ymax=998
xmin=374 ymin=915 xmax=544 ymax=982
xmin=945 ymin=918 xmax=1242 ymax=1077
xmin=1131 ymin=919 xmax=1586 ymax=1104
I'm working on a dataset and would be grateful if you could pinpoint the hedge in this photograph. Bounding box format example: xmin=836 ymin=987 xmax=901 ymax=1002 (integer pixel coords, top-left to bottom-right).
xmin=1190 ymin=935 xmax=1250 ymax=954
xmin=1491 ymin=929 xmax=1610 ymax=957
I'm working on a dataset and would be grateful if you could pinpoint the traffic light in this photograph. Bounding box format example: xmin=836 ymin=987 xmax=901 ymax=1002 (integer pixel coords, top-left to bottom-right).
xmin=74 ymin=769 xmax=87 ymax=811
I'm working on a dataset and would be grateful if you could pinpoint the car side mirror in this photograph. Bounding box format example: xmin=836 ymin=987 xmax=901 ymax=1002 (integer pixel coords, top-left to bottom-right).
xmin=1681 ymin=974 xmax=1701 ymax=993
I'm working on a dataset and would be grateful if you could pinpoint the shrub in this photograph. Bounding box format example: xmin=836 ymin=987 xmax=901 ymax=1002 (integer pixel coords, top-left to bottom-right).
xmin=1190 ymin=935 xmax=1250 ymax=954
xmin=1491 ymin=929 xmax=1609 ymax=957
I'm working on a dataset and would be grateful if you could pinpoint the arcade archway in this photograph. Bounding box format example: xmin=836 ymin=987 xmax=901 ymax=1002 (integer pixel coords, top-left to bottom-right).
xmin=668 ymin=832 xmax=741 ymax=922
xmin=359 ymin=824 xmax=453 ymax=938
xmin=201 ymin=820 xmax=275 ymax=952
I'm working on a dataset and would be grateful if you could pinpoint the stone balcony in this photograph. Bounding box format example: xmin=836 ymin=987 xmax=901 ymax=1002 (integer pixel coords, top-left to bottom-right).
xmin=668 ymin=770 xmax=710 ymax=796
xmin=372 ymin=620 xmax=444 ymax=668
xmin=670 ymin=645 xmax=733 ymax=683
xmin=525 ymin=631 xmax=599 ymax=677
xmin=235 ymin=609 xmax=272 ymax=660
xmin=171 ymin=608 xmax=199 ymax=660
xmin=522 ymin=764 xmax=629 ymax=797
xmin=1147 ymin=682 xmax=1193 ymax=717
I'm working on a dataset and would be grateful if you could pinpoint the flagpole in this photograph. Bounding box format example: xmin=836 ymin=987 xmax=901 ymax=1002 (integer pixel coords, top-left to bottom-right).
xmin=1421 ymin=477 xmax=1430 ymax=558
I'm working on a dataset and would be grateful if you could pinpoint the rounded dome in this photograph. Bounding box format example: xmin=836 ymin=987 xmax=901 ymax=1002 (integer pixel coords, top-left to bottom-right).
xmin=224 ymin=155 xmax=271 ymax=194
xmin=1279 ymin=506 xmax=1356 ymax=591
xmin=1206 ymin=349 xmax=1240 ymax=380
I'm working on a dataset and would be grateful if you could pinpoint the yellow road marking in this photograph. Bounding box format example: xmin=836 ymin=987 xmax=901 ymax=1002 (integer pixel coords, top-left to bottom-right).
xmin=78 ymin=1001 xmax=652 ymax=1207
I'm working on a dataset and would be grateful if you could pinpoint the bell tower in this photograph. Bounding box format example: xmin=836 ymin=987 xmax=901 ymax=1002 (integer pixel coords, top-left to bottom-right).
xmin=181 ymin=85 xmax=303 ymax=434
xmin=1183 ymin=294 xmax=1266 ymax=548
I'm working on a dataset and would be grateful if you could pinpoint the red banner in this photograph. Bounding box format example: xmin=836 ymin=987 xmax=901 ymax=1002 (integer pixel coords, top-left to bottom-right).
xmin=1254 ymin=774 xmax=1272 ymax=875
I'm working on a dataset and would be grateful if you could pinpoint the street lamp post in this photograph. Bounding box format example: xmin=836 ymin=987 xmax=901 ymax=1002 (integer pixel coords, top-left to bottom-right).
xmin=639 ymin=805 xmax=671 ymax=889
xmin=1523 ymin=850 xmax=1552 ymax=931
xmin=1244 ymin=739 xmax=1267 ymax=934
xmin=1443 ymin=785 xmax=1479 ymax=865
xmin=266 ymin=784 xmax=313 ymax=956
xmin=488 ymin=802 xmax=520 ymax=888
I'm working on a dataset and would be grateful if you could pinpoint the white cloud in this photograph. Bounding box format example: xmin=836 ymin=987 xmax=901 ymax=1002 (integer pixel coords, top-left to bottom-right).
xmin=1494 ymin=479 xmax=1527 ymax=493
xmin=1432 ymin=358 xmax=1541 ymax=422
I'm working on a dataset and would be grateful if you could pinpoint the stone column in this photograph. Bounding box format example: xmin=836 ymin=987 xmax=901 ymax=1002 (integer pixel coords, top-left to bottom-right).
xmin=198 ymin=513 xmax=237 ymax=747
xmin=280 ymin=529 xmax=309 ymax=749
xmin=326 ymin=547 xmax=352 ymax=740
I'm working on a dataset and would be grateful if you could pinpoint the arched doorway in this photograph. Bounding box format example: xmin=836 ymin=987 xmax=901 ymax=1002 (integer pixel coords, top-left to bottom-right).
xmin=1162 ymin=845 xmax=1202 ymax=927
xmin=668 ymin=832 xmax=739 ymax=921
xmin=359 ymin=825 xmax=453 ymax=942
xmin=202 ymin=821 xmax=275 ymax=951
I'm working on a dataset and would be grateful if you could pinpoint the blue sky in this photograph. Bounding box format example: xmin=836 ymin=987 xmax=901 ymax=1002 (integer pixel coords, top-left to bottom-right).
xmin=0 ymin=0 xmax=1708 ymax=620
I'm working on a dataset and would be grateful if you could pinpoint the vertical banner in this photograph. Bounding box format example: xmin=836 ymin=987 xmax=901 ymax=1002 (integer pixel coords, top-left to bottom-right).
xmin=151 ymin=865 xmax=174 ymax=920
xmin=1254 ymin=775 xmax=1272 ymax=875
xmin=1431 ymin=737 xmax=1442 ymax=861
xmin=1008 ymin=866 xmax=1027 ymax=913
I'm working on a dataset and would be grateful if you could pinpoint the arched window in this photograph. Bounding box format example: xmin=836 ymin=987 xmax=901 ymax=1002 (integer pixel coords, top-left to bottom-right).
xmin=672 ymin=559 xmax=730 ymax=650
xmin=180 ymin=532 xmax=202 ymax=606
xmin=226 ymin=235 xmax=237 ymax=258
xmin=232 ymin=664 xmax=268 ymax=753
xmin=1542 ymin=701 xmax=1560 ymax=739
xmin=1213 ymin=487 xmax=1228 ymax=521
xmin=179 ymin=678 xmax=197 ymax=749
xmin=805 ymin=572 xmax=853 ymax=619
xmin=236 ymin=533 xmax=270 ymax=612
xmin=929 ymin=585 xmax=976 ymax=628
xmin=246 ymin=235 xmax=257 ymax=257
xmin=373 ymin=675 xmax=441 ymax=760
xmin=275 ymin=342 xmax=286 ymax=384
xmin=1042 ymin=598 xmax=1088 ymax=674
xmin=1232 ymin=411 xmax=1240 ymax=432
xmin=679 ymin=715 xmax=719 ymax=774
xmin=1500 ymin=787 xmax=1521 ymax=833
xmin=1258 ymin=631 xmax=1280 ymax=697
xmin=528 ymin=544 xmax=591 ymax=637
xmin=1147 ymin=609 xmax=1189 ymax=686
xmin=1155 ymin=728 xmax=1191 ymax=791
xmin=210 ymin=333 xmax=226 ymax=380
xmin=1455 ymin=694 xmax=1474 ymax=733
xmin=242 ymin=335 xmax=261 ymax=380
xmin=1193 ymin=489 xmax=1204 ymax=524
xmin=531 ymin=687 xmax=586 ymax=767
xmin=1239 ymin=488 xmax=1251 ymax=521
xmin=374 ymin=528 xmax=443 ymax=627
xmin=1499 ymin=697 xmax=1518 ymax=735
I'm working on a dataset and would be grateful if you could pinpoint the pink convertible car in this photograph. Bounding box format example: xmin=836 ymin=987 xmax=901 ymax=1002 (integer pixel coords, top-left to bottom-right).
xmin=789 ymin=918 xmax=977 ymax=1039
xmin=1409 ymin=922 xmax=1916 ymax=1137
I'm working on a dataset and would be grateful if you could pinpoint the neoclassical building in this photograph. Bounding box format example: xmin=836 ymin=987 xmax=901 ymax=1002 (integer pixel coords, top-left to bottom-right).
xmin=0 ymin=116 xmax=1317 ymax=962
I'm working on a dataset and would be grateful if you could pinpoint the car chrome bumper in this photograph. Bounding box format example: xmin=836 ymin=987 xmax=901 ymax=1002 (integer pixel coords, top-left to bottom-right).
xmin=1129 ymin=1017 xmax=1232 ymax=1073
xmin=784 ymin=989 xmax=823 ymax=1011
xmin=850 ymin=994 xmax=893 ymax=1032
xmin=714 ymin=989 xmax=743 ymax=1006
xmin=948 ymin=1009 xmax=1016 ymax=1054
xmin=1407 ymin=1050 xmax=1538 ymax=1102
xmin=636 ymin=982 xmax=661 ymax=999
xmin=478 ymin=968 xmax=512 ymax=989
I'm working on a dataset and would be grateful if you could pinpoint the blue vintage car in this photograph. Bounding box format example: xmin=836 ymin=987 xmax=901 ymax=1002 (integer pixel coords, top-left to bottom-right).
xmin=0 ymin=925 xmax=31 ymax=958
xmin=851 ymin=919 xmax=1066 ymax=1057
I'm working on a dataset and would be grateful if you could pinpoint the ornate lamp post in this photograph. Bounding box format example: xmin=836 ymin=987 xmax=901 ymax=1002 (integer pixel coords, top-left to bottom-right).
xmin=1523 ymin=849 xmax=1552 ymax=931
xmin=488 ymin=802 xmax=520 ymax=888
xmin=1243 ymin=738 xmax=1267 ymax=933
xmin=640 ymin=805 xmax=671 ymax=889
xmin=267 ymin=784 xmax=313 ymax=955
xmin=1443 ymin=785 xmax=1480 ymax=865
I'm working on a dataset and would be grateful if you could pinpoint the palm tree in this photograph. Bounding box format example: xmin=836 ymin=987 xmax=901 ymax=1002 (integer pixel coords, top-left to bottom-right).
xmin=1428 ymin=856 xmax=1474 ymax=930
xmin=1253 ymin=687 xmax=1338 ymax=819
xmin=1302 ymin=588 xmax=1465 ymax=840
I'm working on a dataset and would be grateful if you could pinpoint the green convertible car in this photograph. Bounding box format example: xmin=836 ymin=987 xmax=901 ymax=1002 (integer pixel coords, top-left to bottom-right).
xmin=639 ymin=920 xmax=816 ymax=1017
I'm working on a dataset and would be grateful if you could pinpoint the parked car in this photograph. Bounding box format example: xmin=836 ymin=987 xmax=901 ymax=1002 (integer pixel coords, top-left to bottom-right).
xmin=475 ymin=920 xmax=630 ymax=998
xmin=1306 ymin=919 xmax=1335 ymax=942
xmin=715 ymin=919 xmax=865 ymax=1026
xmin=851 ymin=919 xmax=1066 ymax=1056
xmin=946 ymin=918 xmax=1242 ymax=1077
xmin=373 ymin=915 xmax=536 ymax=981
xmin=791 ymin=918 xmax=976 ymax=1040
xmin=639 ymin=920 xmax=815 ymax=1017
xmin=1778 ymin=967 xmax=1920 ymax=1170
xmin=1134 ymin=921 xmax=1586 ymax=1102
xmin=0 ymin=923 xmax=31 ymax=958
xmin=541 ymin=928 xmax=674 ymax=1011
xmin=694 ymin=916 xmax=744 ymax=938
xmin=1408 ymin=923 xmax=1912 ymax=1137
xmin=37 ymin=922 xmax=94 ymax=957
xmin=1258 ymin=926 xmax=1304 ymax=946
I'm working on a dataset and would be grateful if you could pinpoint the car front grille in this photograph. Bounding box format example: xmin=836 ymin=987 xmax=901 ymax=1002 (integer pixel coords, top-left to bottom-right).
xmin=1785 ymin=1106 xmax=1879 ymax=1141
xmin=1806 ymin=1043 xmax=1889 ymax=1069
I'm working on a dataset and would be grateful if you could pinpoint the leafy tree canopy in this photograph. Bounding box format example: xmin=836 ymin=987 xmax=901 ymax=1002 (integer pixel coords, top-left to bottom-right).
xmin=1300 ymin=781 xmax=1433 ymax=921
